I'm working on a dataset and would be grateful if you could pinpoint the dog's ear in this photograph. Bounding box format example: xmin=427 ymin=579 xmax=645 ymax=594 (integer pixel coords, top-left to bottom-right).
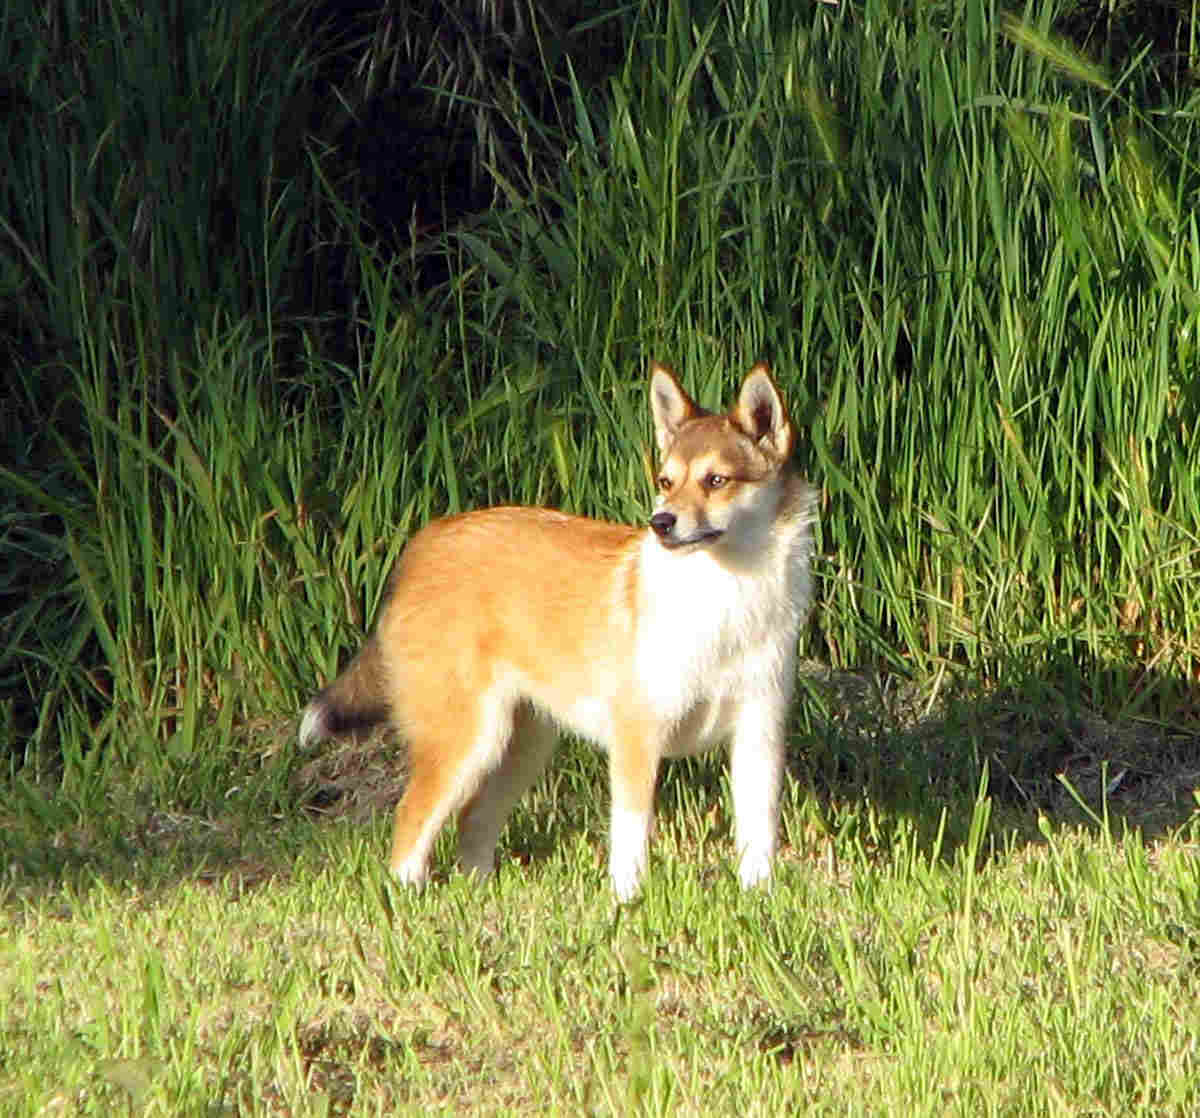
xmin=734 ymin=362 xmax=794 ymax=461
xmin=649 ymin=362 xmax=698 ymax=454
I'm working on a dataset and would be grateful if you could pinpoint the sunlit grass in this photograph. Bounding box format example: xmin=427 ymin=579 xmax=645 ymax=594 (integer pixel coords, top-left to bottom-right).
xmin=2 ymin=750 xmax=1198 ymax=1115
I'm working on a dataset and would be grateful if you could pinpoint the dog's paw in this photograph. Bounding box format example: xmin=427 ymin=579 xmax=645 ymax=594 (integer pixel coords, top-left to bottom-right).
xmin=608 ymin=807 xmax=650 ymax=901
xmin=391 ymin=857 xmax=430 ymax=888
xmin=737 ymin=847 xmax=773 ymax=890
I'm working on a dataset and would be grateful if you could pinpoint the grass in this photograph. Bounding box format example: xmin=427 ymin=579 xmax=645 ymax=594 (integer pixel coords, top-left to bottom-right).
xmin=3 ymin=738 xmax=1199 ymax=1115
xmin=4 ymin=0 xmax=1200 ymax=1111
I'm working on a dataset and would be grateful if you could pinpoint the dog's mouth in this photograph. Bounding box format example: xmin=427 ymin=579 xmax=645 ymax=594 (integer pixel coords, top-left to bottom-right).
xmin=654 ymin=528 xmax=724 ymax=550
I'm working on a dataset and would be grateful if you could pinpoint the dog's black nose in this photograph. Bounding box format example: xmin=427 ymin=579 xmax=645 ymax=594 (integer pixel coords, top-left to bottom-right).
xmin=650 ymin=511 xmax=676 ymax=537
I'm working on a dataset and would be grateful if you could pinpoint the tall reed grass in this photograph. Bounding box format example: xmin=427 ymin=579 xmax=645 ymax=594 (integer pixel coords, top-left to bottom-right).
xmin=2 ymin=0 xmax=1198 ymax=804
xmin=458 ymin=0 xmax=1200 ymax=707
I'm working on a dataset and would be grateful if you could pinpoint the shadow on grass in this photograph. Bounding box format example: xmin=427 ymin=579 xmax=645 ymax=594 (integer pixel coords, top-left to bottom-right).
xmin=0 ymin=796 xmax=295 ymax=898
xmin=790 ymin=650 xmax=1200 ymax=866
xmin=0 ymin=722 xmax=331 ymax=896
xmin=0 ymin=720 xmax=607 ymax=896
xmin=5 ymin=651 xmax=1197 ymax=897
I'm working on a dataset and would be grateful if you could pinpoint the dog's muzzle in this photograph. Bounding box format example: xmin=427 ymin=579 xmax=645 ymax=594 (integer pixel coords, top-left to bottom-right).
xmin=649 ymin=511 xmax=723 ymax=549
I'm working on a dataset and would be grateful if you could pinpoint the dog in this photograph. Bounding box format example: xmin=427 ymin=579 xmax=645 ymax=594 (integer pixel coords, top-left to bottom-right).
xmin=299 ymin=361 xmax=816 ymax=899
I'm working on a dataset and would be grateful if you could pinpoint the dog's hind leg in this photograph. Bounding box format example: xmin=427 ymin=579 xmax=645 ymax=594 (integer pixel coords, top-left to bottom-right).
xmin=456 ymin=702 xmax=558 ymax=878
xmin=389 ymin=688 xmax=517 ymax=886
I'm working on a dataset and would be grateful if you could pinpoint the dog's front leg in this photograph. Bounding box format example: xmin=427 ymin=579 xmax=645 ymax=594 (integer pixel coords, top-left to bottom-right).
xmin=608 ymin=729 xmax=662 ymax=901
xmin=729 ymin=698 xmax=787 ymax=888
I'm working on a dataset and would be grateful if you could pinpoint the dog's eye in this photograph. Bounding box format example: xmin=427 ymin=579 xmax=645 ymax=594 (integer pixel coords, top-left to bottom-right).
xmin=705 ymin=473 xmax=728 ymax=490
xmin=657 ymin=475 xmax=672 ymax=492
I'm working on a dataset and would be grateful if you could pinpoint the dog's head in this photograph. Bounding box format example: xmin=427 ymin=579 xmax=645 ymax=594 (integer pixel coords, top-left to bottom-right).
xmin=647 ymin=362 xmax=794 ymax=553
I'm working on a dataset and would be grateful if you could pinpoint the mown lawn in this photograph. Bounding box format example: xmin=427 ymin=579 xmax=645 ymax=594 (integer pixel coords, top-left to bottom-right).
xmin=4 ymin=708 xmax=1198 ymax=1116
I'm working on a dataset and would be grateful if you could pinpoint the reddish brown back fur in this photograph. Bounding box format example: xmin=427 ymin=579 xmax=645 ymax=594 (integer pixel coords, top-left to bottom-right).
xmin=378 ymin=508 xmax=643 ymax=875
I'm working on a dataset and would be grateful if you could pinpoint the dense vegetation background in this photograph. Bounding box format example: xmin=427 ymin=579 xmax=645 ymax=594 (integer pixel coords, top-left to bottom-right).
xmin=2 ymin=0 xmax=1199 ymax=815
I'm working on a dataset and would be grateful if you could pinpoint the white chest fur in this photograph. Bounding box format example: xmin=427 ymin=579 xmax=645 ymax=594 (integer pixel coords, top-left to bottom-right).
xmin=633 ymin=512 xmax=813 ymax=752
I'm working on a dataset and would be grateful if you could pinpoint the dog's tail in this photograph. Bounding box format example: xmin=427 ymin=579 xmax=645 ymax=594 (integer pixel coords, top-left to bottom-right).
xmin=298 ymin=634 xmax=391 ymax=747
